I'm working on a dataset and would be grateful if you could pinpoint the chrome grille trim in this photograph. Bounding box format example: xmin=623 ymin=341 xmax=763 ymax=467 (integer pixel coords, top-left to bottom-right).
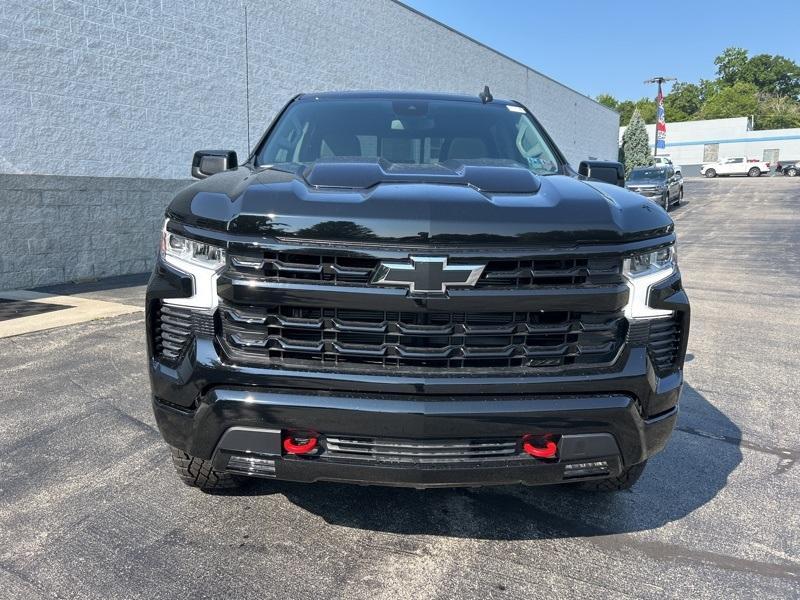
xmin=226 ymin=250 xmax=623 ymax=289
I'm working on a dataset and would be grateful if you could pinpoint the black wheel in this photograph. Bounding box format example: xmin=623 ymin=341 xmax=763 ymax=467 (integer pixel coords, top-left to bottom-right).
xmin=574 ymin=461 xmax=648 ymax=492
xmin=787 ymin=167 xmax=798 ymax=177
xmin=674 ymin=187 xmax=682 ymax=205
xmin=705 ymin=168 xmax=716 ymax=178
xmin=169 ymin=446 xmax=241 ymax=492
xmin=748 ymin=167 xmax=761 ymax=177
xmin=662 ymin=192 xmax=670 ymax=212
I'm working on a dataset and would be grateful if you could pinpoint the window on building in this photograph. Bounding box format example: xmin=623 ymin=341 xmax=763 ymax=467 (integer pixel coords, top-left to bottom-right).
xmin=763 ymin=149 xmax=780 ymax=164
xmin=703 ymin=144 xmax=719 ymax=162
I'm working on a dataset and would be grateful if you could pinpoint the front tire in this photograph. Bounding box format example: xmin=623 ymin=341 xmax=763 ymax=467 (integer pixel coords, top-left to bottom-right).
xmin=705 ymin=168 xmax=717 ymax=178
xmin=169 ymin=447 xmax=240 ymax=492
xmin=575 ymin=461 xmax=647 ymax=492
xmin=748 ymin=167 xmax=761 ymax=177
xmin=787 ymin=167 xmax=798 ymax=177
xmin=675 ymin=186 xmax=683 ymax=205
xmin=662 ymin=192 xmax=670 ymax=212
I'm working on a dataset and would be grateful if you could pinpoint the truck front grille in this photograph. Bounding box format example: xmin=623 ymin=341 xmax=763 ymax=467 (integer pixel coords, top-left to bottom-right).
xmin=218 ymin=303 xmax=627 ymax=371
xmin=228 ymin=251 xmax=622 ymax=289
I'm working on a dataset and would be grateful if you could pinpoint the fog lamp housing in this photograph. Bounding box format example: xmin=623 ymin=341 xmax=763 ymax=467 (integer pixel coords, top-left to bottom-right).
xmin=563 ymin=461 xmax=610 ymax=479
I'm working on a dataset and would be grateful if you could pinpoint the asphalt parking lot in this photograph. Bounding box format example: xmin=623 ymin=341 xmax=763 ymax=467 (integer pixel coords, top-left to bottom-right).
xmin=1 ymin=177 xmax=798 ymax=599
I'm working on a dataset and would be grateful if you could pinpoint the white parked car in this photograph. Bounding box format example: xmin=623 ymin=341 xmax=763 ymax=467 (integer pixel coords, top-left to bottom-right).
xmin=652 ymin=155 xmax=682 ymax=176
xmin=701 ymin=157 xmax=771 ymax=178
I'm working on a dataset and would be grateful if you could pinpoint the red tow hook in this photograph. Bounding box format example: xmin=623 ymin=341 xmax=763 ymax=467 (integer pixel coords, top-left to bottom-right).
xmin=282 ymin=434 xmax=318 ymax=455
xmin=522 ymin=434 xmax=559 ymax=459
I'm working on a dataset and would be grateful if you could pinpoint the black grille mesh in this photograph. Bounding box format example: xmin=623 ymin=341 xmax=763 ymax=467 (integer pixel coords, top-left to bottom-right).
xmin=323 ymin=436 xmax=520 ymax=463
xmin=218 ymin=302 xmax=627 ymax=371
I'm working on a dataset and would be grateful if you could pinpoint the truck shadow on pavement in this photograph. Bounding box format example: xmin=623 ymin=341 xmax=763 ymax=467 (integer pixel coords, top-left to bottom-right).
xmin=232 ymin=383 xmax=742 ymax=539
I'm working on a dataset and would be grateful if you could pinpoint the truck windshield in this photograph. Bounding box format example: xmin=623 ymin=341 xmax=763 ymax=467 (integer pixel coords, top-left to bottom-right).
xmin=628 ymin=169 xmax=665 ymax=181
xmin=256 ymin=98 xmax=561 ymax=175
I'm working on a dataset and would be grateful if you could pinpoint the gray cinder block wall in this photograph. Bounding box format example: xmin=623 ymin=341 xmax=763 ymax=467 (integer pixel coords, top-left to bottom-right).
xmin=0 ymin=0 xmax=619 ymax=291
xmin=0 ymin=174 xmax=187 ymax=289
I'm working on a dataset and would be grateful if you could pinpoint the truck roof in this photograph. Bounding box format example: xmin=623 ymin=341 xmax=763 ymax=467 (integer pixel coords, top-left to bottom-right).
xmin=296 ymin=90 xmax=516 ymax=106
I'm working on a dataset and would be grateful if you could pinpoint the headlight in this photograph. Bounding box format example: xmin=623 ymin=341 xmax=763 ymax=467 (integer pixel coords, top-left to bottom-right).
xmin=159 ymin=220 xmax=226 ymax=310
xmin=161 ymin=229 xmax=225 ymax=271
xmin=623 ymin=245 xmax=676 ymax=319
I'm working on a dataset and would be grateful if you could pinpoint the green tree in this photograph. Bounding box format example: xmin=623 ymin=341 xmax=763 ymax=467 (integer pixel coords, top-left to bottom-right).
xmin=616 ymin=98 xmax=657 ymax=124
xmin=714 ymin=47 xmax=749 ymax=86
xmin=595 ymin=93 xmax=618 ymax=111
xmin=620 ymin=108 xmax=652 ymax=177
xmin=755 ymin=95 xmax=800 ymax=129
xmin=664 ymin=82 xmax=703 ymax=121
xmin=698 ymin=78 xmax=721 ymax=103
xmin=740 ymin=54 xmax=800 ymax=99
xmin=634 ymin=97 xmax=657 ymax=123
xmin=701 ymin=82 xmax=759 ymax=119
xmin=714 ymin=47 xmax=800 ymax=99
xmin=616 ymin=100 xmax=636 ymax=124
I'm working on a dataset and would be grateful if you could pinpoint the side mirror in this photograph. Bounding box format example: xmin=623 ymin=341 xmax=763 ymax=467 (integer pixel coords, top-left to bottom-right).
xmin=191 ymin=150 xmax=238 ymax=179
xmin=578 ymin=160 xmax=625 ymax=187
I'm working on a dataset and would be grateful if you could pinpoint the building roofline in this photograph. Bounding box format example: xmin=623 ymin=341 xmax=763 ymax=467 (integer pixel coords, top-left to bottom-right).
xmin=391 ymin=0 xmax=618 ymax=117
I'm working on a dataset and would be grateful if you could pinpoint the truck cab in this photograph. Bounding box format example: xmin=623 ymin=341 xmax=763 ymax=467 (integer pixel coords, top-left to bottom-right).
xmin=701 ymin=156 xmax=770 ymax=177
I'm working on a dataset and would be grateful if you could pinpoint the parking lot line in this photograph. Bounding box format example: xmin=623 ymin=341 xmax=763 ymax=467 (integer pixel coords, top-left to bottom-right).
xmin=0 ymin=289 xmax=142 ymax=339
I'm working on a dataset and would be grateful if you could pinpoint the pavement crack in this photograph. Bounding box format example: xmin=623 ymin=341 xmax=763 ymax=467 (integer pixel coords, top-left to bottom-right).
xmin=490 ymin=489 xmax=800 ymax=583
xmin=615 ymin=538 xmax=800 ymax=582
xmin=675 ymin=425 xmax=799 ymax=471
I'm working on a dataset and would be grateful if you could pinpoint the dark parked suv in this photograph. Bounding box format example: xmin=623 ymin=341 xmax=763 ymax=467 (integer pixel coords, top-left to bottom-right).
xmin=146 ymin=91 xmax=690 ymax=492
xmin=625 ymin=166 xmax=683 ymax=212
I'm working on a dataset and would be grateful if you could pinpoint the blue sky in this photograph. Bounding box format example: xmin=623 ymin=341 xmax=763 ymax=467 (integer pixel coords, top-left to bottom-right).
xmin=401 ymin=0 xmax=800 ymax=101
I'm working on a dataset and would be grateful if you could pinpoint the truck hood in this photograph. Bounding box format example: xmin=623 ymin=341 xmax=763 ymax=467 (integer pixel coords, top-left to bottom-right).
xmin=166 ymin=159 xmax=673 ymax=246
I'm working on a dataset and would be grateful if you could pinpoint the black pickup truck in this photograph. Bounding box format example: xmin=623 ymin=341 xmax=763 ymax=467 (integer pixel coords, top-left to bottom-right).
xmin=146 ymin=91 xmax=690 ymax=492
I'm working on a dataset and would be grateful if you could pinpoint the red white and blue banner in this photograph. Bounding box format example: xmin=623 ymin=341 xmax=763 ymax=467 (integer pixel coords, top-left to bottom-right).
xmin=655 ymin=84 xmax=667 ymax=150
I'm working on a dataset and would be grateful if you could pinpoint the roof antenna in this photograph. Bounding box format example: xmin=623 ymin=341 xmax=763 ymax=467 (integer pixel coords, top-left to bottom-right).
xmin=479 ymin=85 xmax=493 ymax=104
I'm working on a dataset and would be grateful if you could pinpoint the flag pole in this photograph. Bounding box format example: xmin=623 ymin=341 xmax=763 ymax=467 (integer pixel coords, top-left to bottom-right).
xmin=644 ymin=76 xmax=676 ymax=158
xmin=655 ymin=80 xmax=662 ymax=157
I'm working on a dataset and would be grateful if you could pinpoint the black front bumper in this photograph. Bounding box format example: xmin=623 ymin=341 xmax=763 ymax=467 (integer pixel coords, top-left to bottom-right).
xmin=150 ymin=344 xmax=681 ymax=487
xmin=147 ymin=255 xmax=688 ymax=488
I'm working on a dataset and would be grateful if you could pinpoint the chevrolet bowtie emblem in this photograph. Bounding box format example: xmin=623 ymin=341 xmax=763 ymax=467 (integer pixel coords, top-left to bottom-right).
xmin=371 ymin=256 xmax=485 ymax=294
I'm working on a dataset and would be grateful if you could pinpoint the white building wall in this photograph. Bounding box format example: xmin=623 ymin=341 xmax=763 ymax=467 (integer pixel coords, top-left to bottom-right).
xmin=1 ymin=0 xmax=619 ymax=180
xmin=620 ymin=117 xmax=800 ymax=175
